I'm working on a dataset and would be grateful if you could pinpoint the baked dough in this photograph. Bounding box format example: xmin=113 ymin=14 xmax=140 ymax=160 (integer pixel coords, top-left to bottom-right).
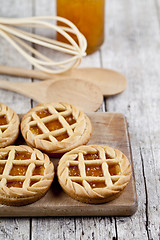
xmin=57 ymin=145 xmax=132 ymax=203
xmin=0 ymin=145 xmax=54 ymax=206
xmin=0 ymin=103 xmax=20 ymax=148
xmin=21 ymin=102 xmax=92 ymax=156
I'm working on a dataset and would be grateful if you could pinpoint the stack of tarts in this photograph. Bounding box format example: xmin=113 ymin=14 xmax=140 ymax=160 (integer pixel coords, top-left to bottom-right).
xmin=0 ymin=102 xmax=132 ymax=206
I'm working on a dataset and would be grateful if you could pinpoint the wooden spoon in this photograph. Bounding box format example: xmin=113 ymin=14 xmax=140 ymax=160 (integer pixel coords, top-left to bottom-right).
xmin=0 ymin=78 xmax=103 ymax=112
xmin=0 ymin=65 xmax=127 ymax=96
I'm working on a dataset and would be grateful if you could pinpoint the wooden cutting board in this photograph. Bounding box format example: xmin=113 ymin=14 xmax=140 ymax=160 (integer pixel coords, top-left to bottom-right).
xmin=0 ymin=113 xmax=137 ymax=217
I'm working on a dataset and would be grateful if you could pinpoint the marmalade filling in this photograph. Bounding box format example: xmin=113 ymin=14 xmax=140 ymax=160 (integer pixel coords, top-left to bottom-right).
xmin=30 ymin=125 xmax=43 ymax=135
xmin=30 ymin=180 xmax=38 ymax=186
xmin=69 ymin=165 xmax=80 ymax=176
xmin=7 ymin=181 xmax=23 ymax=188
xmin=0 ymin=154 xmax=9 ymax=160
xmin=55 ymin=132 xmax=69 ymax=141
xmin=0 ymin=115 xmax=7 ymax=125
xmin=85 ymin=165 xmax=103 ymax=177
xmin=105 ymin=153 xmax=113 ymax=159
xmin=36 ymin=109 xmax=51 ymax=118
xmin=0 ymin=165 xmax=5 ymax=174
xmin=15 ymin=151 xmax=32 ymax=160
xmin=55 ymin=108 xmax=65 ymax=112
xmin=64 ymin=115 xmax=76 ymax=125
xmin=73 ymin=181 xmax=83 ymax=186
xmin=45 ymin=120 xmax=62 ymax=131
xmin=33 ymin=166 xmax=44 ymax=175
xmin=84 ymin=153 xmax=99 ymax=160
xmin=108 ymin=164 xmax=121 ymax=176
xmin=88 ymin=181 xmax=106 ymax=188
xmin=10 ymin=165 xmax=27 ymax=176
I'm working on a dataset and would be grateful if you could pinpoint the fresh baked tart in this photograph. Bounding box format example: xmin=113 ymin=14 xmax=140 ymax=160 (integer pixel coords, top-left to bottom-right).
xmin=21 ymin=102 xmax=92 ymax=156
xmin=57 ymin=145 xmax=132 ymax=204
xmin=0 ymin=145 xmax=54 ymax=206
xmin=0 ymin=103 xmax=20 ymax=148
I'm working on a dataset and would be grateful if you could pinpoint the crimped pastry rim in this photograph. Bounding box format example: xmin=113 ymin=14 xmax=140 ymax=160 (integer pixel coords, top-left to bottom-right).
xmin=57 ymin=145 xmax=132 ymax=204
xmin=0 ymin=103 xmax=20 ymax=148
xmin=21 ymin=102 xmax=92 ymax=155
xmin=0 ymin=145 xmax=54 ymax=205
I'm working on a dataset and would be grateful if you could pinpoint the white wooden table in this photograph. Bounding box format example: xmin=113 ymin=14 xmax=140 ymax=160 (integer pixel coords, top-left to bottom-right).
xmin=0 ymin=0 xmax=159 ymax=239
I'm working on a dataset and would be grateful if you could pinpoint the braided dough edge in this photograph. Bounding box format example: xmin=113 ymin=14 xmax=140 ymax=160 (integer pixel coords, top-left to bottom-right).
xmin=57 ymin=145 xmax=132 ymax=204
xmin=21 ymin=102 xmax=92 ymax=155
xmin=0 ymin=103 xmax=20 ymax=148
xmin=0 ymin=145 xmax=54 ymax=206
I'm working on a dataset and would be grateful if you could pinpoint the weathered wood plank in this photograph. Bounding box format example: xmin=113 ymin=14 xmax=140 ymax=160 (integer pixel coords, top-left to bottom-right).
xmin=102 ymin=0 xmax=160 ymax=239
xmin=0 ymin=0 xmax=33 ymax=114
xmin=0 ymin=218 xmax=30 ymax=240
xmin=32 ymin=217 xmax=117 ymax=240
xmin=0 ymin=1 xmax=33 ymax=239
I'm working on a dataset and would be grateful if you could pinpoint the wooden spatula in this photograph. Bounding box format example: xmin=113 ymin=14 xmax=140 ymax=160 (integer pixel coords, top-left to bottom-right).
xmin=0 ymin=65 xmax=127 ymax=96
xmin=0 ymin=78 xmax=103 ymax=112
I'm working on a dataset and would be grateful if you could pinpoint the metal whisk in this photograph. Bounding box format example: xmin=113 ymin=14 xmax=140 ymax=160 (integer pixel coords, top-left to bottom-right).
xmin=0 ymin=16 xmax=87 ymax=74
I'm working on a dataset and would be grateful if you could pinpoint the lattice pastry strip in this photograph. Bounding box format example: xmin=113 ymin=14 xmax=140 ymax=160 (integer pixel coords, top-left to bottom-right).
xmin=31 ymin=113 xmax=76 ymax=140
xmin=57 ymin=145 xmax=132 ymax=203
xmin=0 ymin=145 xmax=54 ymax=206
xmin=21 ymin=102 xmax=92 ymax=155
xmin=0 ymin=103 xmax=20 ymax=147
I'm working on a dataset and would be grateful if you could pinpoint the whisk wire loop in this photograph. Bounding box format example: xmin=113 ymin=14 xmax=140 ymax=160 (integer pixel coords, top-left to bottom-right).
xmin=0 ymin=16 xmax=87 ymax=74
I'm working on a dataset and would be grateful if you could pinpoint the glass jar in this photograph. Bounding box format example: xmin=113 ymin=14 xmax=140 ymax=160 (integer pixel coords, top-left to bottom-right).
xmin=56 ymin=0 xmax=105 ymax=54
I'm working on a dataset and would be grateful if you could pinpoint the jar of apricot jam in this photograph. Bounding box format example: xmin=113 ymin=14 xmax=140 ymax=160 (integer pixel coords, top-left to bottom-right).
xmin=56 ymin=0 xmax=105 ymax=54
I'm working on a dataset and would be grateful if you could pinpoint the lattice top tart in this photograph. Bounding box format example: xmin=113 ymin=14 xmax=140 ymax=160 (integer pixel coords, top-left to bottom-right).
xmin=21 ymin=103 xmax=92 ymax=156
xmin=0 ymin=145 xmax=54 ymax=206
xmin=0 ymin=103 xmax=20 ymax=148
xmin=57 ymin=145 xmax=132 ymax=203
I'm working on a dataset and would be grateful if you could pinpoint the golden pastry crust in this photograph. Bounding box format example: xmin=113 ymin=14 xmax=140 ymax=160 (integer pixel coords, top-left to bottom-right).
xmin=57 ymin=145 xmax=132 ymax=204
xmin=21 ymin=102 xmax=92 ymax=156
xmin=0 ymin=103 xmax=20 ymax=148
xmin=0 ymin=145 xmax=54 ymax=206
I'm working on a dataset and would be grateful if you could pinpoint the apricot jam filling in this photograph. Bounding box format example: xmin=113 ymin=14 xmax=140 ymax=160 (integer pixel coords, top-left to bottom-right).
xmin=7 ymin=181 xmax=23 ymax=188
xmin=108 ymin=164 xmax=121 ymax=176
xmin=30 ymin=125 xmax=43 ymax=135
xmin=0 ymin=154 xmax=9 ymax=160
xmin=30 ymin=180 xmax=39 ymax=186
xmin=69 ymin=165 xmax=80 ymax=176
xmin=55 ymin=132 xmax=69 ymax=141
xmin=10 ymin=165 xmax=27 ymax=176
xmin=0 ymin=165 xmax=5 ymax=174
xmin=0 ymin=115 xmax=7 ymax=125
xmin=105 ymin=153 xmax=113 ymax=159
xmin=73 ymin=181 xmax=83 ymax=186
xmin=33 ymin=166 xmax=44 ymax=175
xmin=85 ymin=165 xmax=103 ymax=177
xmin=84 ymin=153 xmax=99 ymax=160
xmin=45 ymin=120 xmax=62 ymax=131
xmin=88 ymin=181 xmax=106 ymax=188
xmin=56 ymin=108 xmax=65 ymax=112
xmin=36 ymin=109 xmax=51 ymax=118
xmin=64 ymin=115 xmax=76 ymax=125
xmin=15 ymin=151 xmax=32 ymax=160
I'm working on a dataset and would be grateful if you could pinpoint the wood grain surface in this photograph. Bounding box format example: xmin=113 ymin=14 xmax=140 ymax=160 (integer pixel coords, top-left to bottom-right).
xmin=0 ymin=0 xmax=159 ymax=239
xmin=0 ymin=78 xmax=103 ymax=112
xmin=0 ymin=65 xmax=127 ymax=97
xmin=0 ymin=112 xmax=137 ymax=217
